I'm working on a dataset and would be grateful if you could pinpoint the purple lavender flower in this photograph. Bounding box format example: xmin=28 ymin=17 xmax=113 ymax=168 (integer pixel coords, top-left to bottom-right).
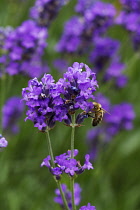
xmin=30 ymin=0 xmax=69 ymax=27
xmin=79 ymin=203 xmax=96 ymax=210
xmin=119 ymin=0 xmax=140 ymax=12
xmin=22 ymin=74 xmax=60 ymax=131
xmin=54 ymin=183 xmax=81 ymax=209
xmin=0 ymin=135 xmax=8 ymax=148
xmin=2 ymin=96 xmax=24 ymax=134
xmin=41 ymin=149 xmax=94 ymax=177
xmin=58 ymin=62 xmax=98 ymax=118
xmin=22 ymin=62 xmax=98 ymax=130
xmin=1 ymin=20 xmax=47 ymax=77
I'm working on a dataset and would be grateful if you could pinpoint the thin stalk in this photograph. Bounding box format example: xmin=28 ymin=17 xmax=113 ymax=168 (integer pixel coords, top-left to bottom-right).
xmin=70 ymin=114 xmax=76 ymax=210
xmin=45 ymin=129 xmax=55 ymax=167
xmin=71 ymin=114 xmax=75 ymax=159
xmin=57 ymin=181 xmax=70 ymax=210
xmin=45 ymin=129 xmax=70 ymax=210
xmin=71 ymin=177 xmax=77 ymax=210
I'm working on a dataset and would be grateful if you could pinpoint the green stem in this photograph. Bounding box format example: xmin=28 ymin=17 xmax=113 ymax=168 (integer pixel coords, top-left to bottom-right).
xmin=46 ymin=129 xmax=55 ymax=167
xmin=71 ymin=177 xmax=77 ymax=210
xmin=45 ymin=129 xmax=70 ymax=210
xmin=71 ymin=114 xmax=75 ymax=159
xmin=70 ymin=114 xmax=76 ymax=210
xmin=57 ymin=181 xmax=70 ymax=210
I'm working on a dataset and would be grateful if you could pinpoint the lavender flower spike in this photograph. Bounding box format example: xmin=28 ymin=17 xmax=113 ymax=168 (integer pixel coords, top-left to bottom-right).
xmin=41 ymin=150 xmax=94 ymax=177
xmin=0 ymin=135 xmax=8 ymax=148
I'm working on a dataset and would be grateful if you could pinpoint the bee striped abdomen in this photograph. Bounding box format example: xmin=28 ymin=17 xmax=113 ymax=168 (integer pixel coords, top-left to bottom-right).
xmin=92 ymin=110 xmax=104 ymax=126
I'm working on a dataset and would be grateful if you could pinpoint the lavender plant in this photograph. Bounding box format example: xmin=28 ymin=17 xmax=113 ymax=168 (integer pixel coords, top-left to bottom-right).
xmin=22 ymin=62 xmax=98 ymax=209
xmin=0 ymin=0 xmax=138 ymax=209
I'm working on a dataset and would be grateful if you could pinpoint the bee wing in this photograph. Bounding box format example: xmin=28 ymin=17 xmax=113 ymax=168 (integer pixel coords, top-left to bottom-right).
xmin=102 ymin=108 xmax=111 ymax=115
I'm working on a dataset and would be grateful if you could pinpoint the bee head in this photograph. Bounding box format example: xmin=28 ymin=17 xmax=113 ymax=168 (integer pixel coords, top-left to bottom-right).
xmin=92 ymin=102 xmax=102 ymax=110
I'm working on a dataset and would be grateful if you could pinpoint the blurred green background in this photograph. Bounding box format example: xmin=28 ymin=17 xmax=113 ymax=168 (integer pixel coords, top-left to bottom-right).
xmin=0 ymin=0 xmax=140 ymax=210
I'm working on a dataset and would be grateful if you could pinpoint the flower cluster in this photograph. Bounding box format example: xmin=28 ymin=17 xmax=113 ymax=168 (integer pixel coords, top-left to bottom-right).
xmin=41 ymin=149 xmax=93 ymax=178
xmin=22 ymin=62 xmax=98 ymax=131
xmin=0 ymin=20 xmax=48 ymax=78
xmin=116 ymin=0 xmax=140 ymax=50
xmin=2 ymin=96 xmax=24 ymax=134
xmin=30 ymin=0 xmax=69 ymax=27
xmin=0 ymin=134 xmax=8 ymax=148
xmin=54 ymin=183 xmax=81 ymax=209
xmin=87 ymin=93 xmax=135 ymax=160
xmin=56 ymin=1 xmax=116 ymax=54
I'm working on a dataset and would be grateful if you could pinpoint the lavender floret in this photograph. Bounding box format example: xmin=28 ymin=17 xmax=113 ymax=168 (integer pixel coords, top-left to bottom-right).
xmin=0 ymin=135 xmax=8 ymax=148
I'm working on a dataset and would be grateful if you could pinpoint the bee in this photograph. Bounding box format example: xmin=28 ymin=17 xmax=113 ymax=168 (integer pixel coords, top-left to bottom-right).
xmin=88 ymin=102 xmax=110 ymax=126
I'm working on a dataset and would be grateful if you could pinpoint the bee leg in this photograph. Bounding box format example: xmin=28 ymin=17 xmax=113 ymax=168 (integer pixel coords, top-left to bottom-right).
xmin=87 ymin=114 xmax=95 ymax=119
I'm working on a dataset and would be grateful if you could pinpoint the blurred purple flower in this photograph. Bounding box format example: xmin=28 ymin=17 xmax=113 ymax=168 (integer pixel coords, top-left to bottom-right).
xmin=56 ymin=16 xmax=85 ymax=53
xmin=0 ymin=135 xmax=8 ymax=148
xmin=2 ymin=96 xmax=24 ymax=134
xmin=54 ymin=183 xmax=81 ymax=209
xmin=105 ymin=103 xmax=135 ymax=131
xmin=90 ymin=37 xmax=120 ymax=70
xmin=30 ymin=0 xmax=69 ymax=27
xmin=57 ymin=1 xmax=116 ymax=55
xmin=105 ymin=57 xmax=127 ymax=87
xmin=119 ymin=0 xmax=140 ymax=12
xmin=1 ymin=20 xmax=48 ymax=77
xmin=79 ymin=203 xmax=96 ymax=210
xmin=84 ymin=1 xmax=116 ymax=33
